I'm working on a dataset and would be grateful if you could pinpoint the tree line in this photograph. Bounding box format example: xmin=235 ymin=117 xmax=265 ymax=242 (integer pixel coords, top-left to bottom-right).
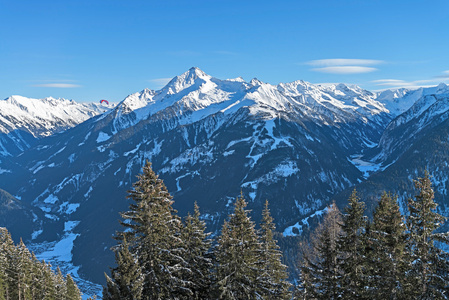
xmin=297 ymin=172 xmax=449 ymax=299
xmin=103 ymin=161 xmax=291 ymax=299
xmin=2 ymin=161 xmax=449 ymax=299
xmin=104 ymin=162 xmax=449 ymax=299
xmin=0 ymin=227 xmax=82 ymax=300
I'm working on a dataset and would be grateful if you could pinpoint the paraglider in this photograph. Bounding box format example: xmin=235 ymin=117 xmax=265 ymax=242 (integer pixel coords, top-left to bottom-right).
xmin=100 ymin=99 xmax=109 ymax=105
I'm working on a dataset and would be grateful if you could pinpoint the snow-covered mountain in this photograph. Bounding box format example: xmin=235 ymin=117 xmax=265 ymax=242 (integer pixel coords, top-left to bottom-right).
xmin=0 ymin=95 xmax=113 ymax=157
xmin=0 ymin=68 xmax=443 ymax=289
xmin=112 ymin=67 xmax=391 ymax=129
xmin=338 ymin=83 xmax=449 ymax=220
xmin=374 ymin=83 xmax=449 ymax=164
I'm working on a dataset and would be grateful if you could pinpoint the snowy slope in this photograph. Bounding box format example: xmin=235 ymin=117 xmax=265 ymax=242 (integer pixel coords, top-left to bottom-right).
xmin=362 ymin=83 xmax=449 ymax=165
xmin=107 ymin=67 xmax=395 ymax=139
xmin=0 ymin=67 xmax=445 ymax=289
xmin=0 ymin=96 xmax=113 ymax=156
xmin=375 ymin=83 xmax=449 ymax=118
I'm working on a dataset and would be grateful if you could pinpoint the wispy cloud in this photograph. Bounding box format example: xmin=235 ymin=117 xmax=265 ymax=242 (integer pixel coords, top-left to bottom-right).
xmin=372 ymin=78 xmax=437 ymax=89
xmin=372 ymin=69 xmax=449 ymax=90
xmin=32 ymin=83 xmax=81 ymax=88
xmin=307 ymin=59 xmax=384 ymax=67
xmin=148 ymin=78 xmax=172 ymax=88
xmin=313 ymin=66 xmax=377 ymax=74
xmin=306 ymin=58 xmax=384 ymax=74
xmin=435 ymin=70 xmax=449 ymax=79
xmin=372 ymin=79 xmax=411 ymax=86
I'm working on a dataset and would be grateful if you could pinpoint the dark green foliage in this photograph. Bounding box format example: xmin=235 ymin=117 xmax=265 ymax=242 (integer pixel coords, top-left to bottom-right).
xmin=301 ymin=202 xmax=342 ymax=300
xmin=55 ymin=267 xmax=68 ymax=299
xmin=297 ymin=172 xmax=449 ymax=300
xmin=405 ymin=171 xmax=449 ymax=299
xmin=103 ymin=237 xmax=143 ymax=300
xmin=66 ymin=274 xmax=82 ymax=300
xmin=336 ymin=189 xmax=368 ymax=299
xmin=0 ymin=227 xmax=81 ymax=300
xmin=257 ymin=200 xmax=291 ymax=299
xmin=105 ymin=161 xmax=192 ymax=299
xmin=366 ymin=192 xmax=407 ymax=299
xmin=182 ymin=202 xmax=213 ymax=299
xmin=213 ymin=193 xmax=262 ymax=299
xmin=106 ymin=164 xmax=289 ymax=299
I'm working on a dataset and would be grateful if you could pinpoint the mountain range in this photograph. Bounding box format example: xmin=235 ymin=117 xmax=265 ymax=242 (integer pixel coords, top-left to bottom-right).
xmin=1 ymin=67 xmax=449 ymax=292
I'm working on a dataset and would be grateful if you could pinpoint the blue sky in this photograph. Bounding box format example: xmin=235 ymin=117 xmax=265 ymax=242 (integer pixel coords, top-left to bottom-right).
xmin=2 ymin=0 xmax=449 ymax=102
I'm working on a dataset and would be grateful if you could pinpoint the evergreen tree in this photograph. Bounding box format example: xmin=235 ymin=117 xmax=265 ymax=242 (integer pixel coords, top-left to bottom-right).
xmin=105 ymin=161 xmax=191 ymax=299
xmin=303 ymin=202 xmax=342 ymax=300
xmin=0 ymin=227 xmax=13 ymax=300
xmin=8 ymin=239 xmax=33 ymax=300
xmin=104 ymin=237 xmax=143 ymax=300
xmin=406 ymin=171 xmax=449 ymax=298
xmin=41 ymin=261 xmax=58 ymax=300
xmin=213 ymin=193 xmax=262 ymax=299
xmin=29 ymin=253 xmax=43 ymax=300
xmin=55 ymin=267 xmax=68 ymax=299
xmin=66 ymin=274 xmax=82 ymax=300
xmin=294 ymin=258 xmax=314 ymax=300
xmin=0 ymin=276 xmax=4 ymax=300
xmin=257 ymin=200 xmax=291 ymax=299
xmin=336 ymin=189 xmax=368 ymax=299
xmin=0 ymin=227 xmax=81 ymax=300
xmin=182 ymin=202 xmax=213 ymax=300
xmin=366 ymin=192 xmax=407 ymax=299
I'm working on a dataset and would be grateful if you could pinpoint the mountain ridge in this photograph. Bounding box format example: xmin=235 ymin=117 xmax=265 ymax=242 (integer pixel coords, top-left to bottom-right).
xmin=0 ymin=95 xmax=114 ymax=157
xmin=1 ymin=68 xmax=448 ymax=289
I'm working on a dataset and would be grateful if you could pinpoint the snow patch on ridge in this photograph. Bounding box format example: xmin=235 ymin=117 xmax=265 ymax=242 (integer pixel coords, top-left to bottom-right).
xmin=283 ymin=207 xmax=328 ymax=236
xmin=242 ymin=160 xmax=300 ymax=200
xmin=96 ymin=132 xmax=111 ymax=143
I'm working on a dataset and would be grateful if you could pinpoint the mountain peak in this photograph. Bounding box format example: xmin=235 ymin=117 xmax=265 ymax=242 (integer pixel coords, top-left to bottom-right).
xmin=250 ymin=78 xmax=264 ymax=86
xmin=161 ymin=67 xmax=212 ymax=95
xmin=436 ymin=82 xmax=449 ymax=93
xmin=188 ymin=66 xmax=207 ymax=77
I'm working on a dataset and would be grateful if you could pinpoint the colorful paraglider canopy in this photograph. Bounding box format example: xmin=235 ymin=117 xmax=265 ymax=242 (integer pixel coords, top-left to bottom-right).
xmin=100 ymin=99 xmax=109 ymax=105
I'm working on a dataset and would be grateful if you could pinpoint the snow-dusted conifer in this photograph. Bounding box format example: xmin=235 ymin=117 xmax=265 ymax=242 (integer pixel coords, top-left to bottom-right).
xmin=257 ymin=200 xmax=291 ymax=299
xmin=302 ymin=202 xmax=342 ymax=300
xmin=182 ymin=202 xmax=213 ymax=299
xmin=0 ymin=227 xmax=13 ymax=300
xmin=213 ymin=193 xmax=262 ymax=299
xmin=104 ymin=237 xmax=143 ymax=300
xmin=294 ymin=259 xmax=314 ymax=300
xmin=336 ymin=189 xmax=368 ymax=299
xmin=0 ymin=227 xmax=81 ymax=300
xmin=55 ymin=267 xmax=68 ymax=299
xmin=8 ymin=239 xmax=33 ymax=300
xmin=66 ymin=274 xmax=82 ymax=300
xmin=366 ymin=192 xmax=407 ymax=299
xmin=108 ymin=161 xmax=192 ymax=299
xmin=41 ymin=261 xmax=58 ymax=300
xmin=405 ymin=171 xmax=449 ymax=298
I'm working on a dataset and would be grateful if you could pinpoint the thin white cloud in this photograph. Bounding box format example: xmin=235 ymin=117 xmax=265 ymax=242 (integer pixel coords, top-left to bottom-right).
xmin=148 ymin=78 xmax=172 ymax=88
xmin=435 ymin=70 xmax=449 ymax=78
xmin=372 ymin=79 xmax=409 ymax=86
xmin=32 ymin=83 xmax=81 ymax=88
xmin=372 ymin=78 xmax=438 ymax=89
xmin=307 ymin=59 xmax=384 ymax=67
xmin=313 ymin=66 xmax=378 ymax=74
